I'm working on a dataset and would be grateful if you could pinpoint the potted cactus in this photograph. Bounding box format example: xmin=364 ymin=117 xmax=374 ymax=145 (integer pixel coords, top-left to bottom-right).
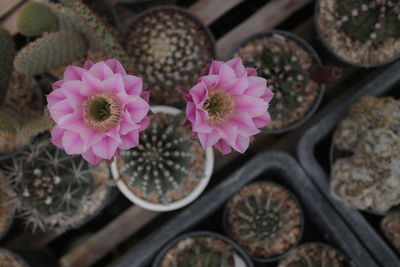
xmin=152 ymin=231 xmax=253 ymax=267
xmin=330 ymin=96 xmax=400 ymax=214
xmin=124 ymin=6 xmax=216 ymax=107
xmin=14 ymin=0 xmax=131 ymax=77
xmin=111 ymin=106 xmax=213 ymax=211
xmin=381 ymin=214 xmax=400 ymax=253
xmin=231 ymin=30 xmax=324 ymax=133
xmin=224 ymin=182 xmax=303 ymax=262
xmin=316 ymin=0 xmax=400 ymax=67
xmin=0 ymin=172 xmax=15 ymax=240
xmin=3 ymin=138 xmax=111 ymax=231
xmin=278 ymin=243 xmax=352 ymax=267
xmin=0 ymin=28 xmax=46 ymax=160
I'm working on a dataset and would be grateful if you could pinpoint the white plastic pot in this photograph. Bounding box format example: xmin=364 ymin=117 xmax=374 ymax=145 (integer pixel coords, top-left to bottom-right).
xmin=111 ymin=105 xmax=214 ymax=212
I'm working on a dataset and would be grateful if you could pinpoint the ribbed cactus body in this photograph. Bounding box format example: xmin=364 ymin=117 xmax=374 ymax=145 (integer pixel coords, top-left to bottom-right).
xmin=176 ymin=243 xmax=231 ymax=267
xmin=14 ymin=31 xmax=87 ymax=75
xmin=226 ymin=183 xmax=302 ymax=259
xmin=120 ymin=112 xmax=204 ymax=204
xmin=0 ymin=29 xmax=15 ymax=106
xmin=6 ymin=139 xmax=94 ymax=230
xmin=337 ymin=0 xmax=400 ymax=44
xmin=17 ymin=1 xmax=57 ymax=36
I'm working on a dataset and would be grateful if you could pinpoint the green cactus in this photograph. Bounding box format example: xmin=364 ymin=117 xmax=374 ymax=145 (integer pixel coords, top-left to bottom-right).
xmin=119 ymin=112 xmax=204 ymax=204
xmin=278 ymin=243 xmax=349 ymax=267
xmin=235 ymin=35 xmax=319 ymax=131
xmin=5 ymin=139 xmax=95 ymax=230
xmin=226 ymin=183 xmax=302 ymax=259
xmin=160 ymin=236 xmax=235 ymax=267
xmin=17 ymin=1 xmax=57 ymax=37
xmin=125 ymin=7 xmax=214 ymax=106
xmin=14 ymin=31 xmax=87 ymax=76
xmin=337 ymin=0 xmax=400 ymax=44
xmin=0 ymin=29 xmax=15 ymax=106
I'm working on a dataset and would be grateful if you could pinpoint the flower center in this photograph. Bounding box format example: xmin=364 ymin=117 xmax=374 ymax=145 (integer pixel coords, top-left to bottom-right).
xmin=82 ymin=93 xmax=122 ymax=131
xmin=204 ymin=90 xmax=234 ymax=123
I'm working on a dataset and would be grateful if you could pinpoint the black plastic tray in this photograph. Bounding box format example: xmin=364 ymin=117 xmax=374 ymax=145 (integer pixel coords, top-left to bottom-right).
xmin=297 ymin=59 xmax=400 ymax=267
xmin=110 ymin=151 xmax=377 ymax=267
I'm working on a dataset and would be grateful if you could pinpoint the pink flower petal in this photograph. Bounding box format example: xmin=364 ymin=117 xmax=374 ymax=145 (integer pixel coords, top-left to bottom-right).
xmin=226 ymin=57 xmax=246 ymax=77
xmin=52 ymin=80 xmax=64 ymax=90
xmin=214 ymin=139 xmax=232 ymax=155
xmin=123 ymin=75 xmax=143 ymax=96
xmin=47 ymin=89 xmax=66 ymax=109
xmin=119 ymin=131 xmax=139 ymax=149
xmin=246 ymin=67 xmax=257 ymax=76
xmin=189 ymin=83 xmax=208 ymax=105
xmin=124 ymin=96 xmax=150 ymax=123
xmin=51 ymin=126 xmax=65 ymax=148
xmin=82 ymin=149 xmax=102 ymax=165
xmin=103 ymin=73 xmax=124 ymax=93
xmin=62 ymin=131 xmax=85 ymax=155
xmin=199 ymin=75 xmax=218 ymax=88
xmin=61 ymin=80 xmax=87 ymax=108
xmin=81 ymin=72 xmax=104 ymax=96
xmin=216 ymin=64 xmax=236 ymax=86
xmin=223 ymin=77 xmax=249 ymax=95
xmin=92 ymin=135 xmax=119 ymax=160
xmin=235 ymin=95 xmax=268 ymax=117
xmin=63 ymin=66 xmax=87 ymax=81
xmin=83 ymin=60 xmax=94 ymax=70
xmin=208 ymin=60 xmax=224 ymax=75
xmin=197 ymin=130 xmax=220 ymax=148
xmin=230 ymin=113 xmax=260 ymax=137
xmin=245 ymin=76 xmax=268 ymax=97
xmin=252 ymin=112 xmax=271 ymax=128
xmin=88 ymin=61 xmax=114 ymax=81
xmin=105 ymin=59 xmax=127 ymax=75
xmin=234 ymin=135 xmax=250 ymax=153
xmin=49 ymin=99 xmax=73 ymax=122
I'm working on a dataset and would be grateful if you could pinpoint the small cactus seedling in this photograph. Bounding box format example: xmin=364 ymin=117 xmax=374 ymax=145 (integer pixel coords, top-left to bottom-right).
xmin=225 ymin=182 xmax=303 ymax=259
xmin=125 ymin=7 xmax=215 ymax=106
xmin=317 ymin=0 xmax=400 ymax=65
xmin=331 ymin=96 xmax=400 ymax=213
xmin=278 ymin=243 xmax=350 ymax=267
xmin=5 ymin=138 xmax=109 ymax=230
xmin=0 ymin=29 xmax=15 ymax=106
xmin=160 ymin=235 xmax=236 ymax=267
xmin=17 ymin=1 xmax=57 ymax=36
xmin=119 ymin=112 xmax=205 ymax=205
xmin=381 ymin=214 xmax=400 ymax=253
xmin=234 ymin=34 xmax=320 ymax=131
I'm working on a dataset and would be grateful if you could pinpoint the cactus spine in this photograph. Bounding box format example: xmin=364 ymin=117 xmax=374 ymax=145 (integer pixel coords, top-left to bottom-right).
xmin=0 ymin=29 xmax=15 ymax=106
xmin=14 ymin=31 xmax=87 ymax=75
xmin=337 ymin=0 xmax=400 ymax=45
xmin=5 ymin=139 xmax=94 ymax=230
xmin=17 ymin=1 xmax=57 ymax=36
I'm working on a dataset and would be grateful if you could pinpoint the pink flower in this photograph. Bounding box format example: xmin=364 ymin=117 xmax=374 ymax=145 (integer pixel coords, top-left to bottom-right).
xmin=46 ymin=59 xmax=150 ymax=164
xmin=185 ymin=58 xmax=273 ymax=154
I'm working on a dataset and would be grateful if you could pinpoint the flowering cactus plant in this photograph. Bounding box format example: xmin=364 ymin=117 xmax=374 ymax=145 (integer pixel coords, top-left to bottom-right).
xmin=46 ymin=59 xmax=150 ymax=164
xmin=47 ymin=57 xmax=272 ymax=164
xmin=184 ymin=58 xmax=273 ymax=154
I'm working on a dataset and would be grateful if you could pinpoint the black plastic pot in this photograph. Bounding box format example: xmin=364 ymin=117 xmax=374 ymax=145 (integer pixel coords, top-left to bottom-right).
xmin=228 ymin=30 xmax=325 ymax=135
xmin=110 ymin=151 xmax=375 ymax=267
xmin=297 ymin=60 xmax=400 ymax=266
xmin=278 ymin=242 xmax=354 ymax=266
xmin=152 ymin=231 xmax=253 ymax=267
xmin=222 ymin=181 xmax=304 ymax=263
xmin=314 ymin=0 xmax=400 ymax=68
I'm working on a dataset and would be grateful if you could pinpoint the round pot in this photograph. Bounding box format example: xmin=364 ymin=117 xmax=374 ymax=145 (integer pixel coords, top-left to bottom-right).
xmin=152 ymin=231 xmax=254 ymax=267
xmin=123 ymin=5 xmax=217 ymax=107
xmin=223 ymin=181 xmax=304 ymax=263
xmin=314 ymin=0 xmax=400 ymax=68
xmin=229 ymin=30 xmax=325 ymax=134
xmin=111 ymin=105 xmax=214 ymax=212
xmin=278 ymin=242 xmax=354 ymax=267
xmin=330 ymin=141 xmax=400 ymax=216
